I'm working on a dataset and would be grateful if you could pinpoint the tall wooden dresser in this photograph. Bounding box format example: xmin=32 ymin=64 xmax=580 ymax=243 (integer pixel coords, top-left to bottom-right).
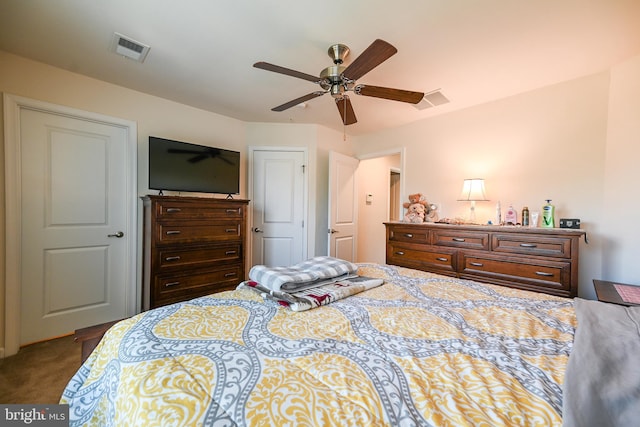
xmin=141 ymin=195 xmax=249 ymax=310
xmin=385 ymin=222 xmax=586 ymax=297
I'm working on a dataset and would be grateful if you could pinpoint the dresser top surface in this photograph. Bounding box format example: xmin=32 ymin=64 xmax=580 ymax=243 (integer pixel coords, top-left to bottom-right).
xmin=142 ymin=194 xmax=249 ymax=204
xmin=384 ymin=221 xmax=586 ymax=237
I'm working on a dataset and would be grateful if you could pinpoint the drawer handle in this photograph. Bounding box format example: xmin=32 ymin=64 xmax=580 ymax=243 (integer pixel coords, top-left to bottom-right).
xmin=224 ymin=272 xmax=236 ymax=278
xmin=225 ymin=228 xmax=237 ymax=233
xmin=165 ymin=281 xmax=180 ymax=287
xmin=166 ymin=208 xmax=181 ymax=213
xmin=535 ymin=271 xmax=554 ymax=277
xmin=165 ymin=230 xmax=181 ymax=235
xmin=470 ymin=262 xmax=484 ymax=267
xmin=226 ymin=209 xmax=238 ymax=214
xmin=404 ymin=233 xmax=413 ymax=238
xmin=436 ymin=257 xmax=448 ymax=262
xmin=452 ymin=238 xmax=465 ymax=242
xmin=165 ymin=256 xmax=181 ymax=261
xmin=395 ymin=251 xmax=405 ymax=256
xmin=520 ymin=243 xmax=538 ymax=248
xmin=225 ymin=250 xmax=237 ymax=255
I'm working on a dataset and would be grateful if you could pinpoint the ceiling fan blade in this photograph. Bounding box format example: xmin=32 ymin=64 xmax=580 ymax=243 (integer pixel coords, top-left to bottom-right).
xmin=272 ymin=91 xmax=325 ymax=112
xmin=335 ymin=96 xmax=357 ymax=125
xmin=188 ymin=154 xmax=208 ymax=163
xmin=342 ymin=39 xmax=397 ymax=81
xmin=254 ymin=61 xmax=321 ymax=83
xmin=355 ymin=84 xmax=424 ymax=104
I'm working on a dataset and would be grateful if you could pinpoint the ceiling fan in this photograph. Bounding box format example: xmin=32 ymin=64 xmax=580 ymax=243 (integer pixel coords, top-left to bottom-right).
xmin=254 ymin=39 xmax=424 ymax=126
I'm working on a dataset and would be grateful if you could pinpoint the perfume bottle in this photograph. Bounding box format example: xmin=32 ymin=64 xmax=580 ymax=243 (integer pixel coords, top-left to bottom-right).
xmin=522 ymin=206 xmax=530 ymax=226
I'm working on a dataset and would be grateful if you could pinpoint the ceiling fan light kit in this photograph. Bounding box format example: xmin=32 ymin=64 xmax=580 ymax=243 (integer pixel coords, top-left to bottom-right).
xmin=253 ymin=39 xmax=424 ymax=126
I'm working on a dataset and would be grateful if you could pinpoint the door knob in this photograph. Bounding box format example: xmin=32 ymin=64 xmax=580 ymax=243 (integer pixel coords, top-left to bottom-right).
xmin=252 ymin=227 xmax=263 ymax=233
xmin=329 ymin=229 xmax=338 ymax=234
xmin=108 ymin=231 xmax=124 ymax=238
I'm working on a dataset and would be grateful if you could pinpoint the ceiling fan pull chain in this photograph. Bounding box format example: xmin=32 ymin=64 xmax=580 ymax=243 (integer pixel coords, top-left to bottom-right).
xmin=343 ymin=97 xmax=347 ymax=141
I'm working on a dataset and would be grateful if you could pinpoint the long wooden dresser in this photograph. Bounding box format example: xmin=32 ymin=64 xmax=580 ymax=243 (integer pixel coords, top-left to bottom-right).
xmin=142 ymin=195 xmax=249 ymax=310
xmin=385 ymin=222 xmax=586 ymax=297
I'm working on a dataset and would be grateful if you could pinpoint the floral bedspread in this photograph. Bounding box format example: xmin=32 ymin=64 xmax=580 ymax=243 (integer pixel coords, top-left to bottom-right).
xmin=61 ymin=264 xmax=575 ymax=426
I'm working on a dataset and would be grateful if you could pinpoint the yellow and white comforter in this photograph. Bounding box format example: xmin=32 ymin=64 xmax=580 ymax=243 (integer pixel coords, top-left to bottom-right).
xmin=61 ymin=264 xmax=576 ymax=426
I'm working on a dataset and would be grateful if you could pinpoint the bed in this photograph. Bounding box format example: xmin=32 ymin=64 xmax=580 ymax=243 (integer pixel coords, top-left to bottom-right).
xmin=61 ymin=263 xmax=579 ymax=426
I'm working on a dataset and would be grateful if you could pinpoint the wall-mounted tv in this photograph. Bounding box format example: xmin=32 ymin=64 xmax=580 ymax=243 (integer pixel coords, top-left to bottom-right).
xmin=149 ymin=136 xmax=240 ymax=195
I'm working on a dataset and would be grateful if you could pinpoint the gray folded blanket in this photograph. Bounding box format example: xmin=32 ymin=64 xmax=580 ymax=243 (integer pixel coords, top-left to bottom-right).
xmin=248 ymin=256 xmax=359 ymax=292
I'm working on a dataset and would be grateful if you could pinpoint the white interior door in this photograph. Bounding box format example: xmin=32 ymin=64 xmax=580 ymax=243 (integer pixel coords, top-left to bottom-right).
xmin=328 ymin=151 xmax=359 ymax=262
xmin=17 ymin=105 xmax=133 ymax=345
xmin=251 ymin=149 xmax=306 ymax=267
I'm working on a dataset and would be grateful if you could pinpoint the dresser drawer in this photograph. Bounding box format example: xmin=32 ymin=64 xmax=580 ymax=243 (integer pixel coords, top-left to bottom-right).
xmin=156 ymin=244 xmax=242 ymax=269
xmin=156 ymin=200 xmax=244 ymax=220
xmin=153 ymin=266 xmax=243 ymax=306
xmin=387 ymin=225 xmax=430 ymax=244
xmin=458 ymin=253 xmax=571 ymax=296
xmin=387 ymin=243 xmax=456 ymax=274
xmin=491 ymin=233 xmax=572 ymax=259
xmin=432 ymin=229 xmax=490 ymax=251
xmin=156 ymin=220 xmax=241 ymax=244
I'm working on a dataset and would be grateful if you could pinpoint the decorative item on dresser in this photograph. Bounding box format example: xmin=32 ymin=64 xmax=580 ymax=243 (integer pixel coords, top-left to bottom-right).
xmin=141 ymin=195 xmax=249 ymax=310
xmin=385 ymin=222 xmax=586 ymax=297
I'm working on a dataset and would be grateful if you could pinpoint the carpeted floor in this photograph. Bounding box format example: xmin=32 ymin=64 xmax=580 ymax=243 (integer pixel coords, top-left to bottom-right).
xmin=0 ymin=335 xmax=82 ymax=403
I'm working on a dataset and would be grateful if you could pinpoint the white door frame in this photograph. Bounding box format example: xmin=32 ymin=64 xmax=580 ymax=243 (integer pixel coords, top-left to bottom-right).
xmin=247 ymin=146 xmax=309 ymax=268
xmin=2 ymin=94 xmax=138 ymax=357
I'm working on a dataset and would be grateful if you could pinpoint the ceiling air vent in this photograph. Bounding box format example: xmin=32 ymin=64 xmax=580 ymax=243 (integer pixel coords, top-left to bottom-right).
xmin=110 ymin=32 xmax=150 ymax=62
xmin=414 ymin=89 xmax=450 ymax=110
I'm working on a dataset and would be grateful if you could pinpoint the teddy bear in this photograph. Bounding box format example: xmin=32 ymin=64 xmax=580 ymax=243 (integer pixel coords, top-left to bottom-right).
xmin=404 ymin=203 xmax=426 ymax=223
xmin=403 ymin=193 xmax=440 ymax=223
xmin=403 ymin=193 xmax=428 ymax=209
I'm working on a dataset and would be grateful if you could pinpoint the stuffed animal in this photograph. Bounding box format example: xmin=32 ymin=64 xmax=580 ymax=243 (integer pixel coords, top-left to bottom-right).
xmin=425 ymin=203 xmax=439 ymax=223
xmin=403 ymin=193 xmax=428 ymax=209
xmin=404 ymin=203 xmax=426 ymax=223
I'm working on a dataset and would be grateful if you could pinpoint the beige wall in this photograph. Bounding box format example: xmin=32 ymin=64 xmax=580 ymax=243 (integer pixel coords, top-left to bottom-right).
xmin=601 ymin=54 xmax=640 ymax=283
xmin=353 ymin=55 xmax=640 ymax=299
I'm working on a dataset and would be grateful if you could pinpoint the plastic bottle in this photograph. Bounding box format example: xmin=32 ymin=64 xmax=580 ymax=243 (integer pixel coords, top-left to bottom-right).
xmin=542 ymin=200 xmax=555 ymax=228
xmin=522 ymin=206 xmax=530 ymax=226
xmin=505 ymin=204 xmax=517 ymax=225
xmin=495 ymin=202 xmax=502 ymax=225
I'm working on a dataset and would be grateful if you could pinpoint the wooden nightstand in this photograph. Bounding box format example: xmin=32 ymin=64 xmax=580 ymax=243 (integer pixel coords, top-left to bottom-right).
xmin=593 ymin=279 xmax=640 ymax=306
xmin=74 ymin=319 xmax=124 ymax=363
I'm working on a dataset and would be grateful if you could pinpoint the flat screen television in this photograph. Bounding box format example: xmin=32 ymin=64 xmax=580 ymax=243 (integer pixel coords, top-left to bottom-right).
xmin=149 ymin=136 xmax=240 ymax=195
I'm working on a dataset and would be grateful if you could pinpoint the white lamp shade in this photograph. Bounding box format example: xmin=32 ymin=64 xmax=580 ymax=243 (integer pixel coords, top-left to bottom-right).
xmin=458 ymin=178 xmax=489 ymax=201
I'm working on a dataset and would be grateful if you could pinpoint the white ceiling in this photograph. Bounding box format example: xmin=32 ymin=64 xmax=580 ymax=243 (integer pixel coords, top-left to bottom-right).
xmin=1 ymin=0 xmax=639 ymax=136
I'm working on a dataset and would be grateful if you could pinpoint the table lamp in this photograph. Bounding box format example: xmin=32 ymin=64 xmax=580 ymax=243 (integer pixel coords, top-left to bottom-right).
xmin=458 ymin=178 xmax=489 ymax=223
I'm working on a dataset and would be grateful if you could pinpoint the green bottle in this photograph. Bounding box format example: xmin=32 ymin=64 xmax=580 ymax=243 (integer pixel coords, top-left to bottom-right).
xmin=542 ymin=199 xmax=555 ymax=228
